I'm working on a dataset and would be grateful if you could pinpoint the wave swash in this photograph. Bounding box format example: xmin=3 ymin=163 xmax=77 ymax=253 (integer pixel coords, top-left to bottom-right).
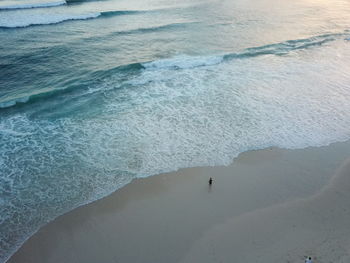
xmin=1 ymin=32 xmax=350 ymax=262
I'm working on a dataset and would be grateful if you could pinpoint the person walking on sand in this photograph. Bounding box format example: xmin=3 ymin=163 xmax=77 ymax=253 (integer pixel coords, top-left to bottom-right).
xmin=209 ymin=177 xmax=213 ymax=185
xmin=305 ymin=256 xmax=312 ymax=263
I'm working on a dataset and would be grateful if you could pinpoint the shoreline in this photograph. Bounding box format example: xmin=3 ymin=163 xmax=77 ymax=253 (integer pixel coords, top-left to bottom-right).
xmin=8 ymin=140 xmax=350 ymax=263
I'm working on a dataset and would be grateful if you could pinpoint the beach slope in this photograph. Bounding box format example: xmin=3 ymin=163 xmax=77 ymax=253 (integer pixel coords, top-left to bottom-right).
xmin=8 ymin=141 xmax=350 ymax=263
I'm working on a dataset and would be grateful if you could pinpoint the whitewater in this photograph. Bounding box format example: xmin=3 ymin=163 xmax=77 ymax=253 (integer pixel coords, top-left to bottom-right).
xmin=1 ymin=0 xmax=350 ymax=262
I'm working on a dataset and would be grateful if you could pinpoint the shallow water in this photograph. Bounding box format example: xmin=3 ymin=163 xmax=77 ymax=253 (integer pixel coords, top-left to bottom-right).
xmin=1 ymin=0 xmax=350 ymax=261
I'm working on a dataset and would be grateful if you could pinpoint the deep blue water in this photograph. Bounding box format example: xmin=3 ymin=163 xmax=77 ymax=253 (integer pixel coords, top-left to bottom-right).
xmin=1 ymin=0 xmax=350 ymax=261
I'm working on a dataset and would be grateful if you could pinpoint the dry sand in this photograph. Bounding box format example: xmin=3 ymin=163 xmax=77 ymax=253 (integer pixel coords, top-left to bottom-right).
xmin=8 ymin=141 xmax=350 ymax=263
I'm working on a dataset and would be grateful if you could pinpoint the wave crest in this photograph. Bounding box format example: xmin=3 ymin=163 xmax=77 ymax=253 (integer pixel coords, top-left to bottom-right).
xmin=0 ymin=32 xmax=348 ymax=109
xmin=143 ymin=32 xmax=348 ymax=70
xmin=0 ymin=12 xmax=100 ymax=28
xmin=0 ymin=9 xmax=146 ymax=28
xmin=0 ymin=0 xmax=66 ymax=10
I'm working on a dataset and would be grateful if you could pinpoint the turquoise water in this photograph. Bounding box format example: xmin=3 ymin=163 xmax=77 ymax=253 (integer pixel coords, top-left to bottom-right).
xmin=1 ymin=0 xmax=350 ymax=261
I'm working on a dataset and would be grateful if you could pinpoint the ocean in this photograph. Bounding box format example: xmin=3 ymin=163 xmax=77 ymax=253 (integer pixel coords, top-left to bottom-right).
xmin=1 ymin=0 xmax=350 ymax=261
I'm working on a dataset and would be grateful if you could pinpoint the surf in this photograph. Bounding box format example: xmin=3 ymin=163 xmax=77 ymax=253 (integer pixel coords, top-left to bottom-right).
xmin=0 ymin=9 xmax=150 ymax=28
xmin=0 ymin=31 xmax=348 ymax=109
xmin=1 ymin=27 xmax=350 ymax=263
xmin=0 ymin=12 xmax=100 ymax=28
xmin=0 ymin=0 xmax=66 ymax=10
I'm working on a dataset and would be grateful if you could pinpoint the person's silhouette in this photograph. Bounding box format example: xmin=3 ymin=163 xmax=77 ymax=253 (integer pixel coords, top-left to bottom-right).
xmin=209 ymin=177 xmax=213 ymax=185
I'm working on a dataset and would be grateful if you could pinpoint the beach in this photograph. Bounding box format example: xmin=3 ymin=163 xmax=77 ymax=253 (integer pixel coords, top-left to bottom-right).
xmin=8 ymin=140 xmax=350 ymax=263
xmin=2 ymin=0 xmax=350 ymax=261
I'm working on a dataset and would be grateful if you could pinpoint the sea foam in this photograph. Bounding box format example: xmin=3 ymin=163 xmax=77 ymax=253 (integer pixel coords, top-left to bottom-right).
xmin=1 ymin=32 xmax=347 ymax=109
xmin=1 ymin=36 xmax=350 ymax=263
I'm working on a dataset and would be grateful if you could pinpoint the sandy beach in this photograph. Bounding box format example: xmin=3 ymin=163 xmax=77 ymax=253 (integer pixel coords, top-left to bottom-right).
xmin=8 ymin=141 xmax=350 ymax=263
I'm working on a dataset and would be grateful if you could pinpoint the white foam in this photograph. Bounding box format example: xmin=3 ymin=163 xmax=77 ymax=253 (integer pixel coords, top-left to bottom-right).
xmin=0 ymin=0 xmax=66 ymax=10
xmin=142 ymin=55 xmax=224 ymax=70
xmin=2 ymin=38 xmax=350 ymax=263
xmin=0 ymin=96 xmax=29 ymax=108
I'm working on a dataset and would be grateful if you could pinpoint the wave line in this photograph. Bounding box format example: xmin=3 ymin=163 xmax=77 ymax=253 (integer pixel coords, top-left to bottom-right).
xmin=0 ymin=0 xmax=66 ymax=10
xmin=1 ymin=32 xmax=348 ymax=109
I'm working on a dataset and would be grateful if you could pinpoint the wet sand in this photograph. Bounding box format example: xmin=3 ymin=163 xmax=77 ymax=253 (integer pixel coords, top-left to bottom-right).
xmin=8 ymin=141 xmax=350 ymax=263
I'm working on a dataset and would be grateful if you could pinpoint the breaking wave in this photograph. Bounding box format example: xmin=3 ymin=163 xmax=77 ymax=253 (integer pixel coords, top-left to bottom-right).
xmin=1 ymin=31 xmax=348 ymax=109
xmin=0 ymin=9 xmax=148 ymax=28
xmin=110 ymin=21 xmax=198 ymax=36
xmin=0 ymin=12 xmax=100 ymax=28
xmin=0 ymin=0 xmax=66 ymax=10
xmin=1 ymin=30 xmax=350 ymax=263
